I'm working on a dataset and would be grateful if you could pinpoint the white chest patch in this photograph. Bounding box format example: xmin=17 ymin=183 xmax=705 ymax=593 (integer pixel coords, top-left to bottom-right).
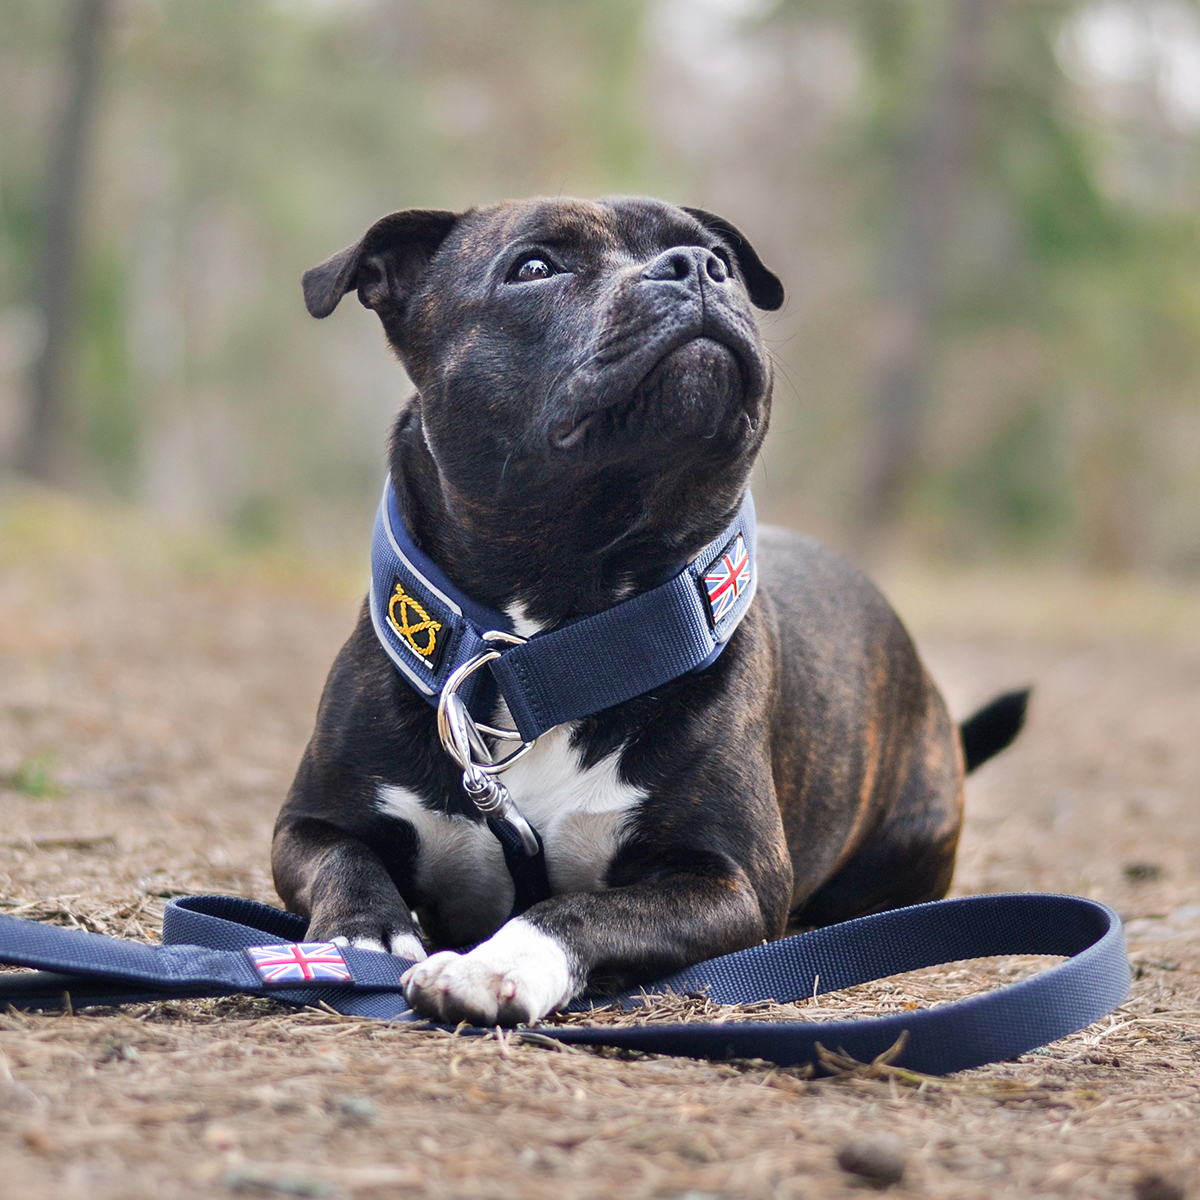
xmin=375 ymin=723 xmax=644 ymax=944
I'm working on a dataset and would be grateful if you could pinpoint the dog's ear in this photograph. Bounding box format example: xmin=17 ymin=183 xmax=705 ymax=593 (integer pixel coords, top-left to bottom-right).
xmin=302 ymin=209 xmax=460 ymax=319
xmin=682 ymin=207 xmax=785 ymax=312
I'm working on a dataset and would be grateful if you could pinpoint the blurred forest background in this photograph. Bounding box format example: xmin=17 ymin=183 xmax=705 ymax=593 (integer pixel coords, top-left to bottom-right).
xmin=2 ymin=0 xmax=1199 ymax=571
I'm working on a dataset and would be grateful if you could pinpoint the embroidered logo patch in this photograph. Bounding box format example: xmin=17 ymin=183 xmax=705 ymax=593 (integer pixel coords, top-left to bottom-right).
xmin=702 ymin=533 xmax=752 ymax=624
xmin=387 ymin=578 xmax=444 ymax=668
xmin=246 ymin=942 xmax=352 ymax=985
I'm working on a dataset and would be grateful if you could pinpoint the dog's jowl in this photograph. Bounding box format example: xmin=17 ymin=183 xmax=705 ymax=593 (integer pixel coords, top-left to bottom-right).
xmin=272 ymin=196 xmax=1027 ymax=1026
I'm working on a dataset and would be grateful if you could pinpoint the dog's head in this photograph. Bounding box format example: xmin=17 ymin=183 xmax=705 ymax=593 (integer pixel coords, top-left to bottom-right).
xmin=304 ymin=196 xmax=783 ymax=617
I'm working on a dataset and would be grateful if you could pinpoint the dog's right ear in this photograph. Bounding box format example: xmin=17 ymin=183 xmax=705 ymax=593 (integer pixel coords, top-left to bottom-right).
xmin=302 ymin=209 xmax=460 ymax=319
xmin=681 ymin=206 xmax=784 ymax=311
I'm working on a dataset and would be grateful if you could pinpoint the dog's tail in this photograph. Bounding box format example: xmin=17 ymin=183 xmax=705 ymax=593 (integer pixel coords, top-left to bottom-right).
xmin=959 ymin=688 xmax=1030 ymax=774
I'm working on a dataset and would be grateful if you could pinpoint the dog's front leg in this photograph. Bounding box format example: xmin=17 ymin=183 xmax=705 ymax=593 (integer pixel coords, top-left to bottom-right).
xmin=401 ymin=867 xmax=775 ymax=1025
xmin=272 ymin=816 xmax=427 ymax=962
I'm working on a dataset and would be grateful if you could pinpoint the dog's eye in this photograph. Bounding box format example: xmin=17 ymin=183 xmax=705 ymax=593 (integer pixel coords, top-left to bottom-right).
xmin=513 ymin=257 xmax=555 ymax=283
xmin=712 ymin=246 xmax=733 ymax=273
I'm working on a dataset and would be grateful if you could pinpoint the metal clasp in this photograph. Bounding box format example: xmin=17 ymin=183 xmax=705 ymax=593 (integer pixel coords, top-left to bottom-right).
xmin=436 ymin=631 xmax=540 ymax=856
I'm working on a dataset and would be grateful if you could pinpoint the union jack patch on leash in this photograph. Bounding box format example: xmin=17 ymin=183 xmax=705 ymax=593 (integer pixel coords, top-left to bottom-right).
xmin=703 ymin=533 xmax=752 ymax=624
xmin=246 ymin=942 xmax=352 ymax=985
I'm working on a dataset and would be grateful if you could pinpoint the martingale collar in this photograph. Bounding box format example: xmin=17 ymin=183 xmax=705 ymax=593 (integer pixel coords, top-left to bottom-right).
xmin=369 ymin=478 xmax=757 ymax=741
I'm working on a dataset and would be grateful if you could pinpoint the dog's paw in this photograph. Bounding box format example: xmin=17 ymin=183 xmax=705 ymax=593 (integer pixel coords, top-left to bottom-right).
xmin=329 ymin=931 xmax=427 ymax=962
xmin=400 ymin=919 xmax=575 ymax=1025
xmin=386 ymin=931 xmax=428 ymax=962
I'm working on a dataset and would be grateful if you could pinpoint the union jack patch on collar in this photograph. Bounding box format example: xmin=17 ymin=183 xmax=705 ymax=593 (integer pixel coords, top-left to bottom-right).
xmin=246 ymin=942 xmax=352 ymax=985
xmin=703 ymin=533 xmax=752 ymax=625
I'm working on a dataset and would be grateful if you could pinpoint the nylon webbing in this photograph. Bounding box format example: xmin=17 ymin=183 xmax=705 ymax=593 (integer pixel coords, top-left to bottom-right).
xmin=486 ymin=817 xmax=551 ymax=917
xmin=370 ymin=482 xmax=758 ymax=741
xmin=0 ymin=892 xmax=1129 ymax=1075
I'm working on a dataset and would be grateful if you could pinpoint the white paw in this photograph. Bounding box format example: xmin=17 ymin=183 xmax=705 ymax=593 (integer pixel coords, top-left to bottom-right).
xmin=400 ymin=919 xmax=575 ymax=1025
xmin=387 ymin=931 xmax=427 ymax=963
xmin=330 ymin=933 xmax=427 ymax=962
xmin=331 ymin=934 xmax=382 ymax=952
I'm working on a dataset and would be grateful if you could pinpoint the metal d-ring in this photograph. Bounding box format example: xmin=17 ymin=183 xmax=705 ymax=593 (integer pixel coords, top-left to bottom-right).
xmin=434 ymin=630 xmax=535 ymax=776
xmin=435 ymin=630 xmax=541 ymax=857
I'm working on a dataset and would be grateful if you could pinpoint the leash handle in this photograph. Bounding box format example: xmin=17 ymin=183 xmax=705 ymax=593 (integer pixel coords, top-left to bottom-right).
xmin=0 ymin=892 xmax=1129 ymax=1075
xmin=559 ymin=892 xmax=1132 ymax=1075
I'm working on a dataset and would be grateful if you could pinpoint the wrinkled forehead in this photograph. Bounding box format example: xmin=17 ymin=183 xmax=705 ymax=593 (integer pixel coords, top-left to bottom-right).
xmin=450 ymin=196 xmax=704 ymax=264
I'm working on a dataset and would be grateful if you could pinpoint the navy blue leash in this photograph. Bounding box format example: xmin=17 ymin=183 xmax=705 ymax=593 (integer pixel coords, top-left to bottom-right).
xmin=0 ymin=892 xmax=1129 ymax=1075
xmin=487 ymin=817 xmax=551 ymax=916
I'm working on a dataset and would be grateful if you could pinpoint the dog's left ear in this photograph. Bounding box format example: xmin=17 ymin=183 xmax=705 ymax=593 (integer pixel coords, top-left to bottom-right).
xmin=682 ymin=207 xmax=785 ymax=311
xmin=302 ymin=209 xmax=460 ymax=319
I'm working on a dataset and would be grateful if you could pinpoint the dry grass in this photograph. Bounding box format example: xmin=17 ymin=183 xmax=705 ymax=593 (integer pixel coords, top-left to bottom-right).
xmin=1 ymin=484 xmax=1198 ymax=1199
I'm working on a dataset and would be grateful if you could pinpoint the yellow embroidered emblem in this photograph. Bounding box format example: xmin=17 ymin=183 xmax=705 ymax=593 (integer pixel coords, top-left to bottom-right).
xmin=387 ymin=581 xmax=442 ymax=660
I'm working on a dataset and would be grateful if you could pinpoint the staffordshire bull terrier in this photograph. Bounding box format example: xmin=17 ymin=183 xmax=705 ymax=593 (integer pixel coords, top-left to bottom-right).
xmin=272 ymin=195 xmax=1026 ymax=1026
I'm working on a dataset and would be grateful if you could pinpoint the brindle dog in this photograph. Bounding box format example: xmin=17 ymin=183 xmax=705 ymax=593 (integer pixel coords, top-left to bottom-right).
xmin=273 ymin=196 xmax=1026 ymax=1026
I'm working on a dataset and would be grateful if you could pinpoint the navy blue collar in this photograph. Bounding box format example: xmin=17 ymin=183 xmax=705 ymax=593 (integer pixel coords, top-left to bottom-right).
xmin=369 ymin=478 xmax=757 ymax=741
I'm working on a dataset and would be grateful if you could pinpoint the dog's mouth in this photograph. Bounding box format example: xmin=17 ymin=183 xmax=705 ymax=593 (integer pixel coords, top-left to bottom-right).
xmin=549 ymin=336 xmax=760 ymax=452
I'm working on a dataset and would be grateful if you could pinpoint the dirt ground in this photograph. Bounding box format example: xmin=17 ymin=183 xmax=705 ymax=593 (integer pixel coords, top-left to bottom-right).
xmin=1 ymin=485 xmax=1198 ymax=1200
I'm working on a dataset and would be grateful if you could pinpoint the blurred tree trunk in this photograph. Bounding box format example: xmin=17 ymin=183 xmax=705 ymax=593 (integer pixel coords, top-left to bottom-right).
xmin=19 ymin=0 xmax=111 ymax=482
xmin=860 ymin=0 xmax=997 ymax=540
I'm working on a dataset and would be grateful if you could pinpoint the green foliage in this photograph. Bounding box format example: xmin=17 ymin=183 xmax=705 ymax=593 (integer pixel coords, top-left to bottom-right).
xmin=2 ymin=0 xmax=658 ymax=513
xmin=3 ymin=0 xmax=1199 ymax=566
xmin=769 ymin=0 xmax=1200 ymax=565
xmin=78 ymin=247 xmax=137 ymax=493
xmin=0 ymin=0 xmax=70 ymax=306
xmin=229 ymin=493 xmax=284 ymax=549
xmin=8 ymin=753 xmax=62 ymax=798
xmin=942 ymin=400 xmax=1073 ymax=555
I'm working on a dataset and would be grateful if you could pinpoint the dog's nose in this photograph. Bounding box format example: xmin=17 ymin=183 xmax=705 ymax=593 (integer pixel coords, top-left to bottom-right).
xmin=642 ymin=246 xmax=728 ymax=288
